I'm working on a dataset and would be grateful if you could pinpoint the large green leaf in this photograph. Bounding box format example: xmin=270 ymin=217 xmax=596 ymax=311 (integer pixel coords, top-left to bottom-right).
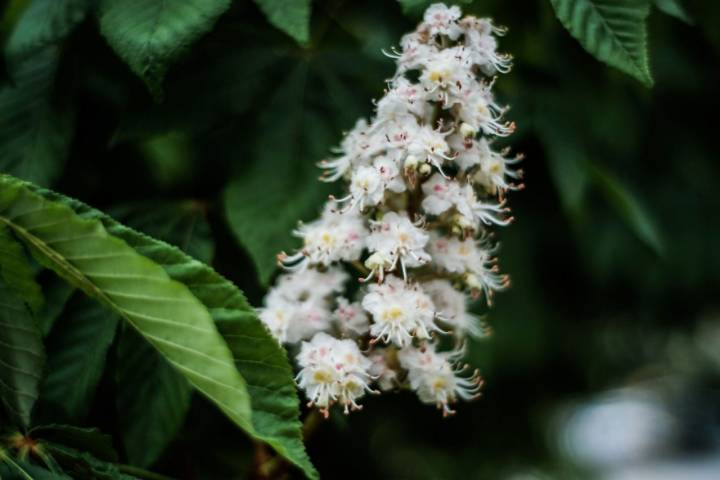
xmin=116 ymin=324 xmax=191 ymax=468
xmin=97 ymin=0 xmax=232 ymax=96
xmin=0 ymin=174 xmax=254 ymax=438
xmin=5 ymin=0 xmax=90 ymax=63
xmin=112 ymin=202 xmax=214 ymax=467
xmin=0 ymin=47 xmax=74 ymax=186
xmin=253 ymin=0 xmax=311 ymax=44
xmin=112 ymin=202 xmax=212 ymax=467
xmin=224 ymin=63 xmax=336 ymax=285
xmin=38 ymin=295 xmax=119 ymax=423
xmin=0 ymin=280 xmax=44 ymax=429
xmin=549 ymin=0 xmax=654 ymax=85
xmin=73 ymin=209 xmax=316 ymax=479
xmin=2 ymin=176 xmax=317 ymax=479
xmin=0 ymin=225 xmax=43 ymax=313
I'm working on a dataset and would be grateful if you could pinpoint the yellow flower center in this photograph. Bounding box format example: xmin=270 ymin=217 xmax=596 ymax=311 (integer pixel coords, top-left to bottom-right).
xmin=382 ymin=306 xmax=404 ymax=321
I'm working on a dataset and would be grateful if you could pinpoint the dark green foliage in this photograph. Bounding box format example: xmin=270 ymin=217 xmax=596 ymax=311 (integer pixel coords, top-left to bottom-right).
xmin=0 ymin=280 xmax=44 ymax=429
xmin=116 ymin=326 xmax=191 ymax=468
xmin=38 ymin=296 xmax=119 ymax=423
xmin=0 ymin=0 xmax=717 ymax=479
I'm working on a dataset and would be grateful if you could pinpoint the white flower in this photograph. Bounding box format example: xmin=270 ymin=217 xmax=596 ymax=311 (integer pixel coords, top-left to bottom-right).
xmin=334 ymin=156 xmax=406 ymax=212
xmin=406 ymin=124 xmax=453 ymax=173
xmin=375 ymin=77 xmax=428 ymax=122
xmin=420 ymin=172 xmax=462 ymax=215
xmin=259 ymin=2 xmax=520 ymax=417
xmin=259 ymin=269 xmax=348 ymax=343
xmin=257 ymin=297 xmax=294 ymax=344
xmin=457 ymin=82 xmax=514 ymax=137
xmin=421 ymin=173 xmax=512 ymax=227
xmin=280 ymin=203 xmax=368 ymax=270
xmin=423 ymin=279 xmax=487 ymax=338
xmin=398 ymin=343 xmax=482 ymax=416
xmin=428 ymin=233 xmax=509 ymax=304
xmin=368 ymin=350 xmax=398 ymax=391
xmin=423 ymin=3 xmax=463 ymax=40
xmin=333 ymin=297 xmax=371 ymax=337
xmin=362 ymin=276 xmax=440 ymax=347
xmin=386 ymin=32 xmax=440 ymax=75
xmin=296 ymin=332 xmax=374 ymax=415
xmin=319 ymin=119 xmax=371 ymax=182
xmin=472 ymin=141 xmax=524 ymax=195
xmin=419 ymin=47 xmax=473 ymax=107
xmin=461 ymin=16 xmax=512 ymax=74
xmin=365 ymin=211 xmax=430 ymax=280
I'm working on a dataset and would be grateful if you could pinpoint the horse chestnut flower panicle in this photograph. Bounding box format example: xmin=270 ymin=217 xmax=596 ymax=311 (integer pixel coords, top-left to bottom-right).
xmin=259 ymin=3 xmax=522 ymax=416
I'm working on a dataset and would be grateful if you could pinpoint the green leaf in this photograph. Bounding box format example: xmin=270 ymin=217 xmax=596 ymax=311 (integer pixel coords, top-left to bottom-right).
xmin=0 ymin=279 xmax=44 ymax=429
xmin=0 ymin=458 xmax=71 ymax=480
xmin=653 ymin=0 xmax=693 ymax=24
xmin=0 ymin=174 xmax=254 ymax=439
xmin=253 ymin=0 xmax=311 ymax=44
xmin=5 ymin=0 xmax=90 ymax=63
xmin=0 ymin=47 xmax=74 ymax=186
xmin=41 ymin=443 xmax=137 ymax=480
xmin=38 ymin=295 xmax=119 ymax=423
xmin=224 ymin=63 xmax=335 ymax=285
xmin=0 ymin=175 xmax=317 ymax=479
xmin=549 ymin=0 xmax=654 ymax=86
xmin=35 ymin=274 xmax=74 ymax=337
xmin=0 ymin=225 xmax=43 ymax=313
xmin=29 ymin=425 xmax=118 ymax=463
xmin=97 ymin=0 xmax=232 ymax=96
xmin=116 ymin=326 xmax=191 ymax=468
xmin=588 ymin=162 xmax=665 ymax=255
xmin=58 ymin=200 xmax=315 ymax=478
xmin=113 ymin=201 xmax=213 ymax=468
xmin=111 ymin=201 xmax=214 ymax=264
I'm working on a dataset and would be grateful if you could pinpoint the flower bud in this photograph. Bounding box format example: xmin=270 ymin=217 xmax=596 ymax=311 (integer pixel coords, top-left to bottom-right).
xmin=365 ymin=251 xmax=392 ymax=271
xmin=404 ymin=154 xmax=419 ymax=171
xmin=418 ymin=163 xmax=432 ymax=176
xmin=463 ymin=272 xmax=482 ymax=291
xmin=459 ymin=122 xmax=477 ymax=138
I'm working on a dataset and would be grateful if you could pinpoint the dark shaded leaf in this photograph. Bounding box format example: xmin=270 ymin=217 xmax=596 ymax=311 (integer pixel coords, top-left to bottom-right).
xmin=0 ymin=174 xmax=254 ymax=442
xmin=0 ymin=225 xmax=43 ymax=313
xmin=253 ymin=0 xmax=311 ymax=43
xmin=2 ymin=175 xmax=317 ymax=479
xmin=549 ymin=0 xmax=654 ymax=85
xmin=0 ymin=279 xmax=44 ymax=429
xmin=38 ymin=296 xmax=119 ymax=423
xmin=5 ymin=0 xmax=90 ymax=63
xmin=97 ymin=0 xmax=232 ymax=96
xmin=0 ymin=47 xmax=74 ymax=186
xmin=224 ymin=63 xmax=335 ymax=285
xmin=116 ymin=326 xmax=191 ymax=468
xmin=29 ymin=425 xmax=118 ymax=463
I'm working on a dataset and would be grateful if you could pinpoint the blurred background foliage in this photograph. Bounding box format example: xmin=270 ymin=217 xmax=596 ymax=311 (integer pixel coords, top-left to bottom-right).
xmin=1 ymin=0 xmax=719 ymax=478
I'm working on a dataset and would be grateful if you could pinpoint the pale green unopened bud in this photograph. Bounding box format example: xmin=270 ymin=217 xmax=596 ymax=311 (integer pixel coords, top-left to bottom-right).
xmin=460 ymin=122 xmax=477 ymax=138
xmin=418 ymin=163 xmax=432 ymax=176
xmin=365 ymin=251 xmax=392 ymax=271
xmin=404 ymin=154 xmax=419 ymax=170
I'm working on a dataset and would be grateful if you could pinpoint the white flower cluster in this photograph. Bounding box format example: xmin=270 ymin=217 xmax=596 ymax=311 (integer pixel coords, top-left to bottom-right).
xmin=259 ymin=3 xmax=521 ymax=418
